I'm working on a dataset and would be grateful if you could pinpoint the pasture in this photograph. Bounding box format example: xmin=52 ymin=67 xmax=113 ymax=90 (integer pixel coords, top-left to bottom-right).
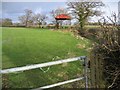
xmin=2 ymin=27 xmax=91 ymax=88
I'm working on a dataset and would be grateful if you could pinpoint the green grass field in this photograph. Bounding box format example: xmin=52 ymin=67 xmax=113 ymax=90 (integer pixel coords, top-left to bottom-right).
xmin=2 ymin=27 xmax=91 ymax=88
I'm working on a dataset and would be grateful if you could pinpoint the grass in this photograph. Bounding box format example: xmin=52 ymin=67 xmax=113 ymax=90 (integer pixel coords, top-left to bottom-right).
xmin=85 ymin=25 xmax=100 ymax=29
xmin=2 ymin=27 xmax=91 ymax=88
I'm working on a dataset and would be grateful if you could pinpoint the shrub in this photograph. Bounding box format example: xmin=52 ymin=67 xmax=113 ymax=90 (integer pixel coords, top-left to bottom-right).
xmin=90 ymin=16 xmax=120 ymax=88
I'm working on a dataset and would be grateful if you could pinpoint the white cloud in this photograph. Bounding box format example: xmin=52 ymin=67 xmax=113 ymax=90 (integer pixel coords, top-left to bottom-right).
xmin=34 ymin=8 xmax=42 ymax=14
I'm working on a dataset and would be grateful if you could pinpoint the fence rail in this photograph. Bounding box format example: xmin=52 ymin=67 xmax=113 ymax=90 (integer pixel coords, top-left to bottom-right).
xmin=32 ymin=77 xmax=84 ymax=90
xmin=1 ymin=56 xmax=88 ymax=89
xmin=0 ymin=56 xmax=86 ymax=74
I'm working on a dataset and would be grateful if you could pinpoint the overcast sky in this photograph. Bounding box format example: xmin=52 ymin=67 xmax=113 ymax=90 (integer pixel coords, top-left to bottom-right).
xmin=1 ymin=0 xmax=120 ymax=23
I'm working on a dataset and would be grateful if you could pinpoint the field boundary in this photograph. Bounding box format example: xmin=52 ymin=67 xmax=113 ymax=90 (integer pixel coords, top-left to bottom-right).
xmin=1 ymin=56 xmax=88 ymax=89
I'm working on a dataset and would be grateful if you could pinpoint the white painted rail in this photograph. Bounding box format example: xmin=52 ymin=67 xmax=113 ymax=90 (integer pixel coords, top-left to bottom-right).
xmin=32 ymin=77 xmax=84 ymax=90
xmin=0 ymin=56 xmax=86 ymax=74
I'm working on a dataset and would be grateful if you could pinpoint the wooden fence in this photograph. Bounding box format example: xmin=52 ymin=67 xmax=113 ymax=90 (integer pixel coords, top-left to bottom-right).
xmin=90 ymin=52 xmax=105 ymax=88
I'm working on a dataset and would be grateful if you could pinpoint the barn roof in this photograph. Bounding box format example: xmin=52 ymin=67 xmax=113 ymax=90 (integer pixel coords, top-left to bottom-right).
xmin=55 ymin=14 xmax=71 ymax=20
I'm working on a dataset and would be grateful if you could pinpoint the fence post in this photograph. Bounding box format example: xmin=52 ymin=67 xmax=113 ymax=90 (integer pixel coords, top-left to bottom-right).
xmin=84 ymin=56 xmax=88 ymax=89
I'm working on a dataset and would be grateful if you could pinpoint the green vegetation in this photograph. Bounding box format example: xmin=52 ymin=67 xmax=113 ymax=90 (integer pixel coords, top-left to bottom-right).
xmin=2 ymin=27 xmax=91 ymax=88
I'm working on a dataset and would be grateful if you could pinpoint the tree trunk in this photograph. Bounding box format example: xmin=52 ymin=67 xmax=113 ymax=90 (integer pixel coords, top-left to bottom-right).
xmin=25 ymin=21 xmax=27 ymax=27
xmin=38 ymin=22 xmax=41 ymax=28
xmin=78 ymin=21 xmax=84 ymax=35
xmin=80 ymin=22 xmax=83 ymax=31
xmin=39 ymin=24 xmax=40 ymax=28
xmin=56 ymin=20 xmax=59 ymax=29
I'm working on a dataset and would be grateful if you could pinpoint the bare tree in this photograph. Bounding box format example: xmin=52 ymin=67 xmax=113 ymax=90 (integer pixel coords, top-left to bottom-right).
xmin=2 ymin=18 xmax=13 ymax=26
xmin=67 ymin=0 xmax=104 ymax=31
xmin=18 ymin=15 xmax=26 ymax=26
xmin=19 ymin=9 xmax=33 ymax=27
xmin=33 ymin=13 xmax=47 ymax=28
xmin=0 ymin=18 xmax=2 ymax=26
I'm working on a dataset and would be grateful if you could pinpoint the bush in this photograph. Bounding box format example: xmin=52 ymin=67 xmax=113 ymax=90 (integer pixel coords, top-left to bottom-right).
xmin=90 ymin=22 xmax=120 ymax=88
